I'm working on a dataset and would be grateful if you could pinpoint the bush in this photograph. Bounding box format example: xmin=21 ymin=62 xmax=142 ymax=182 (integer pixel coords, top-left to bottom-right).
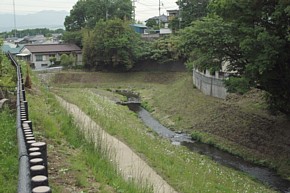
xmin=224 ymin=77 xmax=250 ymax=94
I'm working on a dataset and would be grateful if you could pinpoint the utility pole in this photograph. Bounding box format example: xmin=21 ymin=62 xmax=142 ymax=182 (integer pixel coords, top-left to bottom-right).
xmin=178 ymin=0 xmax=181 ymax=29
xmin=13 ymin=0 xmax=17 ymax=37
xmin=132 ymin=0 xmax=136 ymax=23
xmin=159 ymin=0 xmax=161 ymax=29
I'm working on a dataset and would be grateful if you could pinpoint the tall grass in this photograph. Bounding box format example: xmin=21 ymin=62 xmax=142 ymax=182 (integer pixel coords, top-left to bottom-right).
xmin=27 ymin=86 xmax=151 ymax=193
xmin=55 ymin=87 xmax=276 ymax=193
xmin=0 ymin=108 xmax=18 ymax=193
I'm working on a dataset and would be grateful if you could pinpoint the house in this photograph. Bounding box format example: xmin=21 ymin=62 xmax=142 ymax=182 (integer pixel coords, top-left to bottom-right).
xmin=130 ymin=24 xmax=148 ymax=34
xmin=17 ymin=44 xmax=82 ymax=70
xmin=167 ymin=10 xmax=179 ymax=21
xmin=145 ymin=14 xmax=169 ymax=28
xmin=1 ymin=42 xmax=24 ymax=56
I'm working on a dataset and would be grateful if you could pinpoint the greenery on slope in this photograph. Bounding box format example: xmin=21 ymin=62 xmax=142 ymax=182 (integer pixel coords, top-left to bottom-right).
xmin=0 ymin=108 xmax=18 ymax=193
xmin=51 ymin=71 xmax=278 ymax=192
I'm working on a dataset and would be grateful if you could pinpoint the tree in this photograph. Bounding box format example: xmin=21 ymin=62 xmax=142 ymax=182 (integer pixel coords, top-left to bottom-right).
xmin=64 ymin=0 xmax=132 ymax=31
xmin=60 ymin=54 xmax=75 ymax=68
xmin=62 ymin=31 xmax=83 ymax=48
xmin=179 ymin=0 xmax=290 ymax=114
xmin=177 ymin=0 xmax=210 ymax=28
xmin=82 ymin=19 xmax=142 ymax=71
xmin=146 ymin=18 xmax=158 ymax=28
xmin=64 ymin=0 xmax=132 ymax=46
xmin=146 ymin=36 xmax=182 ymax=63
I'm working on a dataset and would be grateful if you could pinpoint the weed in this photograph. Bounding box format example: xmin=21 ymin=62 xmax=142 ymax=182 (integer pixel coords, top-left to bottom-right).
xmin=0 ymin=107 xmax=18 ymax=193
xmin=56 ymin=87 xmax=276 ymax=193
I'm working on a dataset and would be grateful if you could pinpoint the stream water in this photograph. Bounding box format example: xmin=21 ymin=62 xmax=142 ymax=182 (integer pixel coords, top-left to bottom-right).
xmin=117 ymin=90 xmax=290 ymax=193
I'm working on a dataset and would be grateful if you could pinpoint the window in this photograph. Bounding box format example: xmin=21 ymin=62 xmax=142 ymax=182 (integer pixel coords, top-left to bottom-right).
xmin=35 ymin=55 xmax=43 ymax=61
xmin=41 ymin=63 xmax=48 ymax=67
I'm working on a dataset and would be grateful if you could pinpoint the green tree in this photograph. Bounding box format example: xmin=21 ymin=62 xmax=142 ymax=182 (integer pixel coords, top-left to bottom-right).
xmin=64 ymin=0 xmax=132 ymax=31
xmin=179 ymin=0 xmax=290 ymax=114
xmin=147 ymin=36 xmax=181 ymax=63
xmin=82 ymin=19 xmax=142 ymax=70
xmin=146 ymin=18 xmax=158 ymax=28
xmin=60 ymin=54 xmax=75 ymax=68
xmin=64 ymin=0 xmax=132 ymax=46
xmin=177 ymin=0 xmax=210 ymax=28
xmin=63 ymin=31 xmax=83 ymax=48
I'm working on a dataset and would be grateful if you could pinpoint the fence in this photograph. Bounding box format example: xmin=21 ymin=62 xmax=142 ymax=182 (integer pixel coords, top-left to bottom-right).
xmin=192 ymin=69 xmax=228 ymax=99
xmin=7 ymin=52 xmax=51 ymax=193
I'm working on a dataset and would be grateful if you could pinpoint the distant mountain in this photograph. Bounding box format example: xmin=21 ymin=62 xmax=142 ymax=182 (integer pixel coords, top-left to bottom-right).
xmin=0 ymin=10 xmax=69 ymax=32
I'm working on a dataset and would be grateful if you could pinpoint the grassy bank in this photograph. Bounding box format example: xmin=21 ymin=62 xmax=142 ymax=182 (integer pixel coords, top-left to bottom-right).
xmin=53 ymin=87 xmax=276 ymax=192
xmin=0 ymin=108 xmax=18 ymax=193
xmin=139 ymin=74 xmax=290 ymax=178
xmin=27 ymin=82 xmax=151 ymax=192
xmin=52 ymin=71 xmax=290 ymax=179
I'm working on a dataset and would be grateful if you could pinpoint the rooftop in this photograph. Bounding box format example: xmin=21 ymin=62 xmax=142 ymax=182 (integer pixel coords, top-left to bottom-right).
xmin=24 ymin=44 xmax=81 ymax=53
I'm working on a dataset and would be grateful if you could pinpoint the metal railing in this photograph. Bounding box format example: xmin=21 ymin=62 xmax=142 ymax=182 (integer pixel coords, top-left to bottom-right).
xmin=7 ymin=52 xmax=51 ymax=193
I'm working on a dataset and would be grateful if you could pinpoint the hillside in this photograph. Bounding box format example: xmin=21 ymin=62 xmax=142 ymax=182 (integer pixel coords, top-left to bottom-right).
xmin=0 ymin=10 xmax=68 ymax=32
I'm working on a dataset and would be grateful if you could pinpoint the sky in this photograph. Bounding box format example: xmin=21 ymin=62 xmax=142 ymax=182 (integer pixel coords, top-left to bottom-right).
xmin=0 ymin=0 xmax=179 ymax=22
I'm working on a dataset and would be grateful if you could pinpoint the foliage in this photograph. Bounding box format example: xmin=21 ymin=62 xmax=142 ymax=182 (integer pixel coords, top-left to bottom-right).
xmin=28 ymin=89 xmax=150 ymax=192
xmin=177 ymin=0 xmax=210 ymax=28
xmin=224 ymin=77 xmax=251 ymax=94
xmin=64 ymin=0 xmax=132 ymax=31
xmin=0 ymin=28 xmax=64 ymax=39
xmin=144 ymin=35 xmax=182 ymax=63
xmin=82 ymin=19 xmax=142 ymax=71
xmin=60 ymin=54 xmax=75 ymax=68
xmin=56 ymin=87 xmax=276 ymax=193
xmin=0 ymin=108 xmax=18 ymax=193
xmin=63 ymin=0 xmax=132 ymax=46
xmin=0 ymin=51 xmax=16 ymax=87
xmin=145 ymin=18 xmax=158 ymax=28
xmin=168 ymin=17 xmax=179 ymax=33
xmin=179 ymin=16 xmax=242 ymax=72
xmin=62 ymin=31 xmax=83 ymax=48
xmin=178 ymin=0 xmax=290 ymax=114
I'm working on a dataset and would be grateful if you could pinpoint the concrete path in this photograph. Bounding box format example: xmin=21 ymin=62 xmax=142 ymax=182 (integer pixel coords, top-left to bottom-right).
xmin=56 ymin=96 xmax=178 ymax=193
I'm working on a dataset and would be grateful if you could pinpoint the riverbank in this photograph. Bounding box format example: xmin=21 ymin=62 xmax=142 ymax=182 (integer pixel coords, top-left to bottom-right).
xmin=51 ymin=71 xmax=290 ymax=180
xmin=53 ymin=87 xmax=275 ymax=192
xmin=40 ymin=72 xmax=289 ymax=191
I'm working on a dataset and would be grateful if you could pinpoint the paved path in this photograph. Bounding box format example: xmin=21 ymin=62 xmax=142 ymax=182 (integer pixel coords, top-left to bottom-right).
xmin=56 ymin=96 xmax=178 ymax=193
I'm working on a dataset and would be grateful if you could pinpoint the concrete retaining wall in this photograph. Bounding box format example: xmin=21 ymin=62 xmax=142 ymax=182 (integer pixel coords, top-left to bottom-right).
xmin=193 ymin=69 xmax=228 ymax=99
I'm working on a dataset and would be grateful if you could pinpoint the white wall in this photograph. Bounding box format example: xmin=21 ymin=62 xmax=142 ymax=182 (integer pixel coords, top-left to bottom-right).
xmin=193 ymin=69 xmax=228 ymax=99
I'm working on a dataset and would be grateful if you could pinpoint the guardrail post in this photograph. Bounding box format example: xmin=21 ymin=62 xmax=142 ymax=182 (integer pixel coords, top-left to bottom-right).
xmin=31 ymin=142 xmax=48 ymax=175
xmin=22 ymin=90 xmax=26 ymax=101
xmin=32 ymin=186 xmax=51 ymax=193
xmin=23 ymin=101 xmax=29 ymax=120
xmin=8 ymin=52 xmax=51 ymax=193
xmin=31 ymin=176 xmax=48 ymax=189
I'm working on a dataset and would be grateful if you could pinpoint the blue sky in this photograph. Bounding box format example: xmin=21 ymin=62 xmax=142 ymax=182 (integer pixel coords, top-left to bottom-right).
xmin=0 ymin=0 xmax=178 ymax=22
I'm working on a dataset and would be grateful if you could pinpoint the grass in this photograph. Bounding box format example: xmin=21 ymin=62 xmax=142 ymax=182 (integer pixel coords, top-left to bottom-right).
xmin=139 ymin=74 xmax=290 ymax=178
xmin=52 ymin=71 xmax=290 ymax=179
xmin=0 ymin=107 xmax=18 ymax=193
xmin=27 ymin=84 xmax=152 ymax=193
xmin=54 ymin=87 xmax=276 ymax=193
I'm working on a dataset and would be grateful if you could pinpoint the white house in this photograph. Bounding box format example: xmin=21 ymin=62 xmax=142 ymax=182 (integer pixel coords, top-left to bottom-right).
xmin=17 ymin=44 xmax=82 ymax=70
